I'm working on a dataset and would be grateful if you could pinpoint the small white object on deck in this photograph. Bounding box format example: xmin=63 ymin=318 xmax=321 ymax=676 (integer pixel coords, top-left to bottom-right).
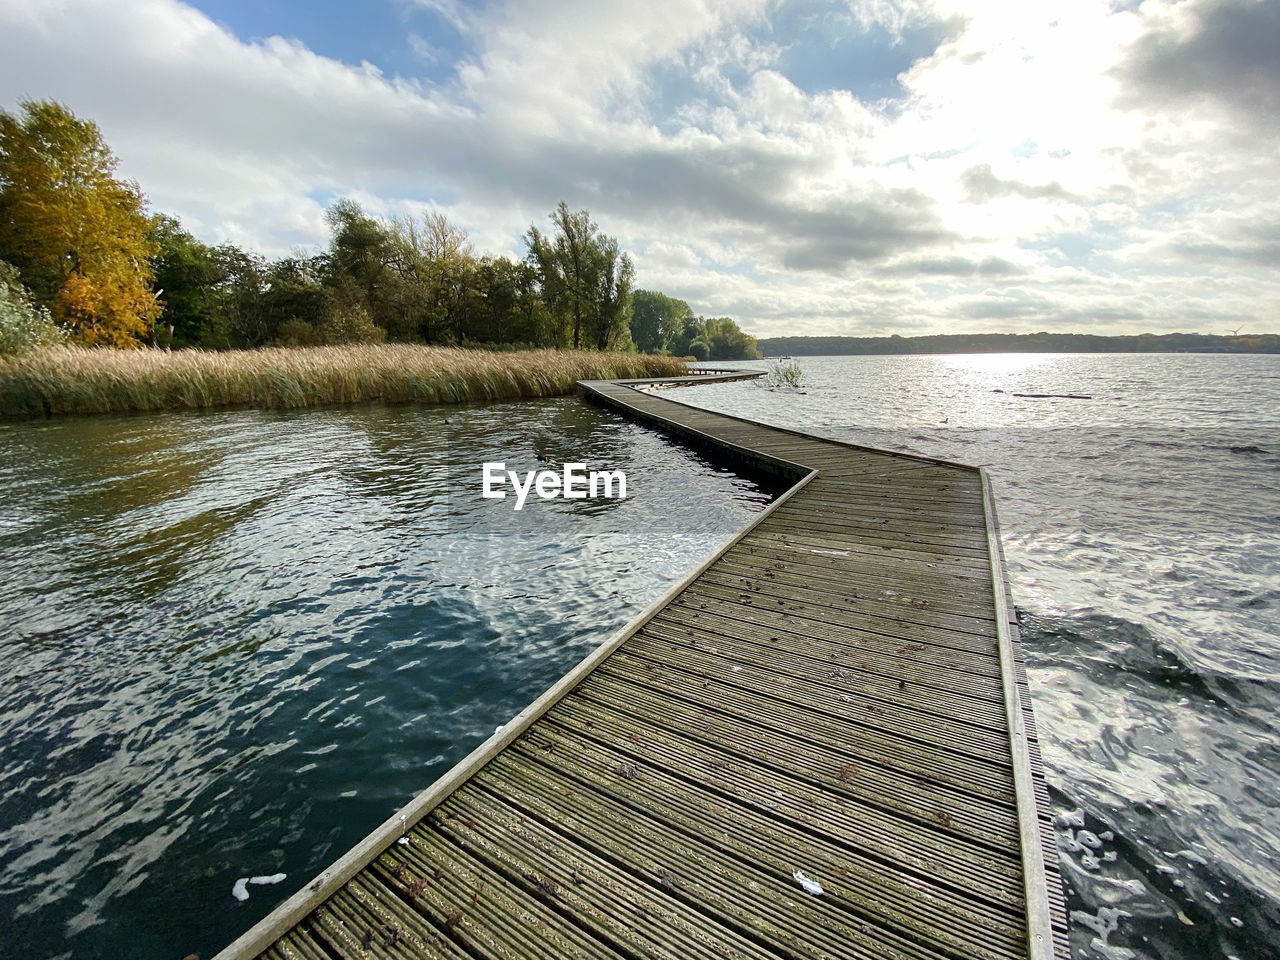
xmin=793 ymin=870 xmax=824 ymax=896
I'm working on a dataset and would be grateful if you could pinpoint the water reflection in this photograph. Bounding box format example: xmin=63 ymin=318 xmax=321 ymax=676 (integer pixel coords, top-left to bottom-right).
xmin=0 ymin=397 xmax=778 ymax=960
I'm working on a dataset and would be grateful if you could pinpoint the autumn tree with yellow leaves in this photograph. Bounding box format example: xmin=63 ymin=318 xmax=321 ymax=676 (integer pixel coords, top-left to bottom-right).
xmin=0 ymin=100 xmax=159 ymax=347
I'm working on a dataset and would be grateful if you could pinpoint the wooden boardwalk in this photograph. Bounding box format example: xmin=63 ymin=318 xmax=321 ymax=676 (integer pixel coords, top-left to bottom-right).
xmin=214 ymin=372 xmax=1069 ymax=960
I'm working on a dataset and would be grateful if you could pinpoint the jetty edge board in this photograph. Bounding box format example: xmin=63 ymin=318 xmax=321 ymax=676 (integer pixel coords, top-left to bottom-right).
xmin=212 ymin=369 xmax=1068 ymax=960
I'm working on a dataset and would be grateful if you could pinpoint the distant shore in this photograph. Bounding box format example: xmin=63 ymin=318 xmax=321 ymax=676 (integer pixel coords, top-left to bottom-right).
xmin=758 ymin=332 xmax=1280 ymax=357
xmin=0 ymin=345 xmax=687 ymax=418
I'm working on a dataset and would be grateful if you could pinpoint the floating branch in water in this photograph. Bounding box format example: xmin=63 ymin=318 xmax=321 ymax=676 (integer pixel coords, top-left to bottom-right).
xmin=1011 ymin=392 xmax=1093 ymax=399
xmin=993 ymin=389 xmax=1093 ymax=399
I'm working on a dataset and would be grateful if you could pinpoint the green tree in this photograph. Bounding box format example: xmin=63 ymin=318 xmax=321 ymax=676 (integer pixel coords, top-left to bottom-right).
xmin=0 ymin=100 xmax=159 ymax=346
xmin=526 ymin=202 xmax=635 ymax=350
xmin=317 ymin=304 xmax=386 ymax=345
xmin=323 ymin=199 xmax=400 ymax=336
xmin=588 ymin=234 xmax=634 ymax=350
xmin=630 ymin=289 xmax=692 ymax=353
xmin=0 ymin=260 xmax=65 ymax=355
xmin=214 ymin=247 xmax=267 ymax=348
xmin=252 ymin=255 xmax=325 ymax=347
xmin=527 ymin=203 xmax=592 ymax=348
xmin=467 ymin=255 xmax=526 ymax=345
xmin=668 ymin=315 xmax=705 ymax=358
xmin=382 ymin=210 xmax=475 ymax=343
xmin=661 ymin=313 xmax=759 ymax=360
xmin=504 ymin=258 xmax=548 ymax=345
xmin=702 ymin=316 xmax=761 ymax=360
xmin=149 ymin=215 xmax=260 ymax=348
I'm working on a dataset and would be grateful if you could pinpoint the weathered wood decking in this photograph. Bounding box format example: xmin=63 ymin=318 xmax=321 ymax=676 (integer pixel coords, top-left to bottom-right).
xmin=214 ymin=372 xmax=1069 ymax=960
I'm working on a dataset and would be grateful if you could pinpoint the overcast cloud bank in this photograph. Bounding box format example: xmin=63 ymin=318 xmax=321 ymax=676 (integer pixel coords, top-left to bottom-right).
xmin=1 ymin=0 xmax=1277 ymax=338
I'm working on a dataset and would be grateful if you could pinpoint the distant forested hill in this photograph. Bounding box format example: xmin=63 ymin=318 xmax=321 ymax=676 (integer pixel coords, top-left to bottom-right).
xmin=756 ymin=333 xmax=1280 ymax=356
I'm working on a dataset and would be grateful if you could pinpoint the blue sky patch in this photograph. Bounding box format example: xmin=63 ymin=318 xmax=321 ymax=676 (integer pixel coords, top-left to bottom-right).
xmin=1025 ymin=225 xmax=1125 ymax=268
xmin=763 ymin=3 xmax=958 ymax=102
xmin=189 ymin=0 xmax=468 ymax=85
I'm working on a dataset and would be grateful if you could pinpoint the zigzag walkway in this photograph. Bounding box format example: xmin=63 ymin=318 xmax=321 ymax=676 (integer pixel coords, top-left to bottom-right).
xmin=214 ymin=371 xmax=1068 ymax=960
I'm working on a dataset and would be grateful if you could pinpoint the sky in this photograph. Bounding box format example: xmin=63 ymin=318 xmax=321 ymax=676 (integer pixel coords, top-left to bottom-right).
xmin=1 ymin=0 xmax=1277 ymax=339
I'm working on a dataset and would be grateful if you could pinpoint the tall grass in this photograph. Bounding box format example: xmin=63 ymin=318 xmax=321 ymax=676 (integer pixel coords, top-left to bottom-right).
xmin=0 ymin=345 xmax=689 ymax=417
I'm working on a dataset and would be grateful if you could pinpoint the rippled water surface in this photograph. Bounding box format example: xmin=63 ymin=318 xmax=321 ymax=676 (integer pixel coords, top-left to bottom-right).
xmin=682 ymin=353 xmax=1280 ymax=960
xmin=0 ymin=398 xmax=778 ymax=960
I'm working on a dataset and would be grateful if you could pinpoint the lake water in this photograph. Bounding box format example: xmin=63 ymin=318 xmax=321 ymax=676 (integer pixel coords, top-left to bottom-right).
xmin=3 ymin=355 xmax=1277 ymax=960
xmin=678 ymin=353 xmax=1280 ymax=960
xmin=0 ymin=398 xmax=779 ymax=960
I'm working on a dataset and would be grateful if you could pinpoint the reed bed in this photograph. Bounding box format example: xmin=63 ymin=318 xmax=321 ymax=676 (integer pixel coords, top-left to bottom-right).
xmin=0 ymin=344 xmax=688 ymax=417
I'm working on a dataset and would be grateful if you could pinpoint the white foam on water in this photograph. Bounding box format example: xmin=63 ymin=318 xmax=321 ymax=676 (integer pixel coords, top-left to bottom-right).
xmin=1078 ymin=829 xmax=1102 ymax=849
xmin=1057 ymin=807 xmax=1086 ymax=829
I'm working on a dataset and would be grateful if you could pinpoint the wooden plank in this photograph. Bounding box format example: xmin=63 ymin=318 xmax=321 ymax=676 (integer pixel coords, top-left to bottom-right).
xmin=428 ymin=790 xmax=784 ymax=960
xmin=766 ymin=502 xmax=997 ymax=548
xmin=462 ymin=773 xmax=957 ymax=960
xmin=982 ymin=472 xmax=1057 ymax=960
xmin=533 ymin=706 xmax=1025 ymax=903
xmin=657 ymin=592 xmax=1000 ymax=674
xmin=743 ymin=526 xmax=994 ymax=570
xmin=755 ymin=516 xmax=992 ymax=561
xmin=215 ymin=370 xmax=1067 ymax=960
xmin=614 ymin=636 xmax=1012 ymax=762
xmin=669 ymin=588 xmax=1007 ymax=674
xmin=481 ymin=753 xmax=1028 ymax=960
xmin=638 ymin=613 xmax=1009 ymax=730
xmin=728 ymin=537 xmax=995 ymax=587
xmin=696 ymin=565 xmax=999 ymax=636
xmin=581 ymin=663 xmax=1016 ymax=802
xmin=711 ymin=553 xmax=998 ymax=618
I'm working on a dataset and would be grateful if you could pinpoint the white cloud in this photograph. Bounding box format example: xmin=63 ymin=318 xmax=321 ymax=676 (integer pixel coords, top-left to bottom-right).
xmin=407 ymin=32 xmax=445 ymax=65
xmin=399 ymin=0 xmax=477 ymax=36
xmin=0 ymin=0 xmax=1276 ymax=337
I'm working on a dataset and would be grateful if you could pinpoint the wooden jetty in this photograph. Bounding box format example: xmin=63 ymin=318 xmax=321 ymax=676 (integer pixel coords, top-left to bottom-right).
xmin=214 ymin=371 xmax=1069 ymax=960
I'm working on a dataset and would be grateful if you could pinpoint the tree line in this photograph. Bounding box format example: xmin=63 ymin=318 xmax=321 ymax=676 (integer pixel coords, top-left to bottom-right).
xmin=0 ymin=99 xmax=759 ymax=360
xmin=630 ymin=289 xmax=760 ymax=361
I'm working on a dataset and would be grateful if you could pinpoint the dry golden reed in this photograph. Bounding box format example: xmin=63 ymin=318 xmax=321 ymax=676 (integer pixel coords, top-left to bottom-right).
xmin=0 ymin=345 xmax=689 ymax=417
